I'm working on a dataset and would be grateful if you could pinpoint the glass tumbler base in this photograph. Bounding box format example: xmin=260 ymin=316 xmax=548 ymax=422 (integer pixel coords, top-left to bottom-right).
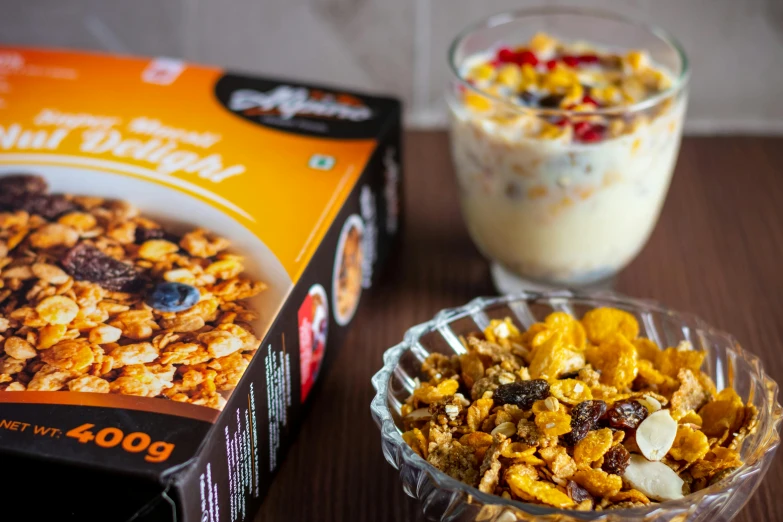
xmin=490 ymin=262 xmax=617 ymax=294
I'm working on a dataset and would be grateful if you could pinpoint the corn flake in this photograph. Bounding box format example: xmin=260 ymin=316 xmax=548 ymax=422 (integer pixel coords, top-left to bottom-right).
xmin=585 ymin=333 xmax=638 ymax=389
xmin=403 ymin=428 xmax=428 ymax=458
xmin=529 ymin=331 xmax=585 ymax=380
xmin=669 ymin=425 xmax=710 ymax=463
xmin=581 ymin=307 xmax=639 ymax=344
xmin=632 ymin=337 xmax=661 ymax=362
xmin=413 ymin=379 xmax=459 ymax=405
xmin=506 ymin=474 xmax=575 ymax=509
xmin=535 ymin=410 xmax=572 ymax=437
xmin=550 ymin=378 xmax=592 ymax=404
xmin=574 ymin=428 xmax=613 ymax=465
xmin=656 ymin=344 xmax=705 ymax=378
xmin=572 ymin=468 xmax=623 ymax=498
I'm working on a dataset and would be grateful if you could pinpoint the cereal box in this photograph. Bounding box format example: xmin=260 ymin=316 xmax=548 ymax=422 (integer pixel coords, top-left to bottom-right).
xmin=0 ymin=47 xmax=402 ymax=521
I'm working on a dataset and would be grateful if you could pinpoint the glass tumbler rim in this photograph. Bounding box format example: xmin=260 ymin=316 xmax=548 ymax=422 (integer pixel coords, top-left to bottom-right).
xmin=447 ymin=6 xmax=691 ymax=118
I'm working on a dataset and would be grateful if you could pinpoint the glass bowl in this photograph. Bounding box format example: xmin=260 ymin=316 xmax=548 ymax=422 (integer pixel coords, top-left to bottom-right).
xmin=445 ymin=8 xmax=690 ymax=291
xmin=371 ymin=292 xmax=782 ymax=521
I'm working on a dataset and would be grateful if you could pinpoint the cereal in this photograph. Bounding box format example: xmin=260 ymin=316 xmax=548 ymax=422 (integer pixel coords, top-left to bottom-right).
xmin=574 ymin=428 xmax=613 ymax=465
xmin=401 ymin=308 xmax=754 ymax=511
xmin=585 ymin=333 xmax=638 ymax=389
xmin=0 ymin=175 xmax=265 ymax=409
xmin=582 ymin=307 xmax=639 ymax=344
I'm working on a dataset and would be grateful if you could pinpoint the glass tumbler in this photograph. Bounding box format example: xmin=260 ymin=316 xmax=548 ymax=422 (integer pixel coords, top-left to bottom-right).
xmin=446 ymin=8 xmax=689 ymax=292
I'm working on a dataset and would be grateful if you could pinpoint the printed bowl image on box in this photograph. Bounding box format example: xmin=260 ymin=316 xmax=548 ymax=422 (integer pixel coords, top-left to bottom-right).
xmin=298 ymin=283 xmax=329 ymax=401
xmin=0 ymin=47 xmax=402 ymax=522
xmin=332 ymin=214 xmax=365 ymax=326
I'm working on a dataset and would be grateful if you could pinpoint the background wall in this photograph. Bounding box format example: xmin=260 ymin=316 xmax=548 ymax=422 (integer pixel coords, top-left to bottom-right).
xmin=3 ymin=0 xmax=783 ymax=133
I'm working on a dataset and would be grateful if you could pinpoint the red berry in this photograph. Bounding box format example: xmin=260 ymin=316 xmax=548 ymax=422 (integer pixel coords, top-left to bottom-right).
xmin=516 ymin=50 xmax=538 ymax=66
xmin=546 ymin=59 xmax=558 ymax=70
xmin=573 ymin=121 xmax=591 ymax=135
xmin=579 ymin=54 xmax=599 ymax=64
xmin=489 ymin=59 xmax=501 ymax=67
xmin=554 ymin=118 xmax=569 ymax=127
xmin=562 ymin=55 xmax=579 ymax=67
xmin=582 ymin=94 xmax=600 ymax=106
xmin=497 ymin=48 xmax=515 ymax=63
xmin=578 ymin=125 xmax=605 ymax=143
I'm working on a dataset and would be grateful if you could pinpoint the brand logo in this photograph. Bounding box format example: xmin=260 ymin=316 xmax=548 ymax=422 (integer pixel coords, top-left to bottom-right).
xmin=228 ymin=86 xmax=373 ymax=122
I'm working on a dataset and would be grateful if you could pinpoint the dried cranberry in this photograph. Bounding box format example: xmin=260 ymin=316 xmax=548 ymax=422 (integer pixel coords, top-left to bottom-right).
xmin=579 ymin=54 xmax=600 ymax=64
xmin=493 ymin=379 xmax=550 ymax=409
xmin=562 ymin=55 xmax=579 ymax=67
xmin=497 ymin=48 xmax=515 ymax=63
xmin=134 ymin=227 xmax=166 ymax=244
xmin=545 ymin=59 xmax=558 ymax=71
xmin=16 ymin=194 xmax=77 ymax=220
xmin=567 ymin=480 xmax=593 ymax=503
xmin=516 ymin=50 xmax=538 ymax=66
xmin=61 ymin=243 xmax=145 ymax=292
xmin=601 ymin=444 xmax=631 ymax=475
xmin=581 ymin=129 xmax=604 ymax=143
xmin=562 ymin=400 xmax=607 ymax=446
xmin=604 ymin=400 xmax=649 ymax=430
xmin=582 ymin=94 xmax=600 ymax=106
xmin=553 ymin=118 xmax=569 ymax=127
xmin=573 ymin=121 xmax=592 ymax=135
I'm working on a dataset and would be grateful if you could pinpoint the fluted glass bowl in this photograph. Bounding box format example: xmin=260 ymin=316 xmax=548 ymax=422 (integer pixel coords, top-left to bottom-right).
xmin=371 ymin=292 xmax=782 ymax=521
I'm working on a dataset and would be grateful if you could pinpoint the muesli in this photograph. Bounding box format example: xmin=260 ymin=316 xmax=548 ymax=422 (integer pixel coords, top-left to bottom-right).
xmin=402 ymin=308 xmax=756 ymax=510
xmin=0 ymin=174 xmax=265 ymax=409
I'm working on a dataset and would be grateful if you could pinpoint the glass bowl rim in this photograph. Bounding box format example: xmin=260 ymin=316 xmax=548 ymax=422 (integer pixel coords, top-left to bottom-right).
xmin=371 ymin=290 xmax=782 ymax=520
xmin=446 ymin=6 xmax=691 ymax=118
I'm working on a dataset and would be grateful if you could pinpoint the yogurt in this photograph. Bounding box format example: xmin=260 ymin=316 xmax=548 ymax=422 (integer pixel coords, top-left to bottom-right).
xmin=447 ymin=33 xmax=687 ymax=286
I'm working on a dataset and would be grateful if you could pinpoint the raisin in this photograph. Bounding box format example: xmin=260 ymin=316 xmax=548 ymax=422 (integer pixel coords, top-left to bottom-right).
xmin=604 ymin=400 xmax=649 ymax=430
xmin=601 ymin=444 xmax=630 ymax=475
xmin=134 ymin=227 xmax=166 ymax=244
xmin=61 ymin=243 xmax=145 ymax=292
xmin=538 ymin=94 xmax=564 ymax=108
xmin=16 ymin=194 xmax=77 ymax=220
xmin=562 ymin=400 xmax=607 ymax=446
xmin=567 ymin=480 xmax=593 ymax=503
xmin=493 ymin=379 xmax=550 ymax=409
xmin=518 ymin=91 xmax=537 ymax=105
xmin=0 ymin=174 xmax=48 ymax=199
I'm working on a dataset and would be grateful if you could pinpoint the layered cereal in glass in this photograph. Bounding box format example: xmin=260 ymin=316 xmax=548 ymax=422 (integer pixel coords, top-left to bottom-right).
xmin=447 ymin=15 xmax=688 ymax=288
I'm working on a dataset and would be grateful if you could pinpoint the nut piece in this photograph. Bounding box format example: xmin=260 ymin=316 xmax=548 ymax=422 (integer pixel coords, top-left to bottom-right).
xmin=491 ymin=421 xmax=517 ymax=438
xmin=623 ymin=454 xmax=684 ymax=501
xmin=637 ymin=395 xmax=662 ymax=413
xmin=636 ymin=409 xmax=677 ymax=461
xmin=3 ymin=337 xmax=37 ymax=360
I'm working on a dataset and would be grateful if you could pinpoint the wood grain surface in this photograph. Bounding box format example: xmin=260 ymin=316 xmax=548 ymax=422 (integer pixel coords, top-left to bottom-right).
xmin=258 ymin=132 xmax=783 ymax=522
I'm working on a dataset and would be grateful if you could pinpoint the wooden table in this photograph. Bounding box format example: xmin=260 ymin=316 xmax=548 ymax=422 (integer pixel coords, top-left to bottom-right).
xmin=258 ymin=132 xmax=783 ymax=521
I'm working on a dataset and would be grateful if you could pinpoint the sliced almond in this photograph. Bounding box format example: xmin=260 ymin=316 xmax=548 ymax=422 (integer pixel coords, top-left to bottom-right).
xmin=638 ymin=395 xmax=662 ymax=413
xmin=636 ymin=409 xmax=677 ymax=461
xmin=404 ymin=408 xmax=431 ymax=421
xmin=623 ymin=454 xmax=684 ymax=501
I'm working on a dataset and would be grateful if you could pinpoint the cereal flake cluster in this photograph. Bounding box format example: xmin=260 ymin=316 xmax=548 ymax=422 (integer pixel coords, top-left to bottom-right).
xmin=402 ymin=307 xmax=757 ymax=511
xmin=0 ymin=174 xmax=266 ymax=409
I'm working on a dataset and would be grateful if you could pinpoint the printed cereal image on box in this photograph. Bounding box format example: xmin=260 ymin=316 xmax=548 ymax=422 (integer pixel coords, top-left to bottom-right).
xmin=0 ymin=48 xmax=402 ymax=521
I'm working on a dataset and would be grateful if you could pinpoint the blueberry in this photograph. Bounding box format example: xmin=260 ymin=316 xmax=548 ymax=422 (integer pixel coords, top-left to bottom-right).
xmin=147 ymin=282 xmax=200 ymax=312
